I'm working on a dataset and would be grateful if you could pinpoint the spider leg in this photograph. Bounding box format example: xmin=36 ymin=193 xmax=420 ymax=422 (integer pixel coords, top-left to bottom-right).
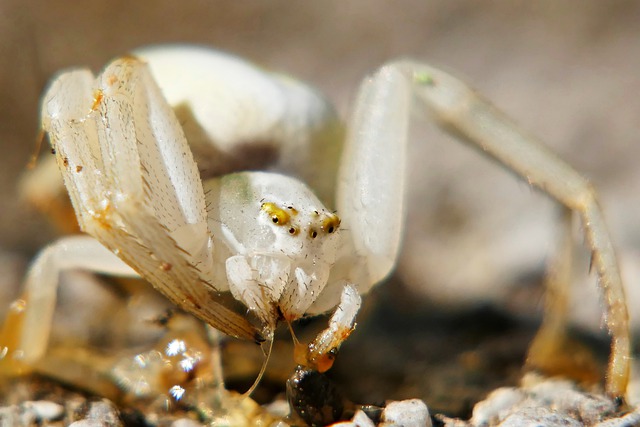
xmin=1 ymin=235 xmax=137 ymax=367
xmin=41 ymin=58 xmax=262 ymax=344
xmin=338 ymin=60 xmax=629 ymax=398
xmin=525 ymin=207 xmax=604 ymax=387
xmin=406 ymin=62 xmax=629 ymax=399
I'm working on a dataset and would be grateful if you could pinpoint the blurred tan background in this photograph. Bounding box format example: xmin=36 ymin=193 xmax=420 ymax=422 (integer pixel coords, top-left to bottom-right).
xmin=1 ymin=1 xmax=639 ymax=333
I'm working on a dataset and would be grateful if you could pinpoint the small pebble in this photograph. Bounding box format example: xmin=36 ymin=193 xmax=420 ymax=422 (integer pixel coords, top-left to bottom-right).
xmin=28 ymin=400 xmax=64 ymax=421
xmin=470 ymin=387 xmax=525 ymax=425
xmin=381 ymin=399 xmax=431 ymax=427
xmin=527 ymin=379 xmax=616 ymax=423
xmin=69 ymin=421 xmax=106 ymax=427
xmin=594 ymin=407 xmax=640 ymax=427
xmin=352 ymin=410 xmax=376 ymax=427
xmin=70 ymin=400 xmax=122 ymax=427
xmin=333 ymin=410 xmax=376 ymax=427
xmin=172 ymin=418 xmax=203 ymax=427
xmin=263 ymin=399 xmax=290 ymax=418
xmin=498 ymin=406 xmax=581 ymax=427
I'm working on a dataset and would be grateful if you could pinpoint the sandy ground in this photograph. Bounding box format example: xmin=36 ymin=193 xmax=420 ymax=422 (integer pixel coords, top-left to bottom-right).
xmin=0 ymin=1 xmax=639 ymax=423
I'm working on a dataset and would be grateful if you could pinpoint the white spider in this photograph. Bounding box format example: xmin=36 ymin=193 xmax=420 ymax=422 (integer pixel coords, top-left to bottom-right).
xmin=4 ymin=45 xmax=630 ymax=399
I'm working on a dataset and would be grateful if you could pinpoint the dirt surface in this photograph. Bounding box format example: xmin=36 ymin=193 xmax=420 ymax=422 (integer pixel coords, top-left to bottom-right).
xmin=0 ymin=1 xmax=639 ymax=425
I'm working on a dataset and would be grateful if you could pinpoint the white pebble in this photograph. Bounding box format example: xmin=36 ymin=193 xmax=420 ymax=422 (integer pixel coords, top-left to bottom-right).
xmin=69 ymin=421 xmax=108 ymax=427
xmin=352 ymin=410 xmax=376 ymax=427
xmin=470 ymin=387 xmax=525 ymax=425
xmin=172 ymin=418 xmax=203 ymax=427
xmin=498 ymin=406 xmax=581 ymax=427
xmin=381 ymin=399 xmax=431 ymax=427
xmin=333 ymin=410 xmax=377 ymax=427
xmin=594 ymin=407 xmax=640 ymax=427
xmin=27 ymin=400 xmax=64 ymax=421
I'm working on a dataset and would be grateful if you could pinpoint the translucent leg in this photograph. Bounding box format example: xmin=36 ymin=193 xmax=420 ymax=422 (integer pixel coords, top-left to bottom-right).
xmin=527 ymin=208 xmax=602 ymax=387
xmin=407 ymin=61 xmax=629 ymax=398
xmin=4 ymin=235 xmax=138 ymax=367
xmin=340 ymin=60 xmax=629 ymax=398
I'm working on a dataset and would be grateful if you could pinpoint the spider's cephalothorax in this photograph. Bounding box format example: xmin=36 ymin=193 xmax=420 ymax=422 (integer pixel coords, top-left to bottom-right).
xmin=206 ymin=171 xmax=343 ymax=326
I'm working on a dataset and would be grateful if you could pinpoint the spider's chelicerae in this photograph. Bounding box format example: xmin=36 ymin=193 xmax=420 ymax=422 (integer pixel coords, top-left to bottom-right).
xmin=3 ymin=45 xmax=631 ymax=400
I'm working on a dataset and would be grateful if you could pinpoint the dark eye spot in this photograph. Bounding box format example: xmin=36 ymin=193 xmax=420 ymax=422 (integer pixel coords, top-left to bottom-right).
xmin=311 ymin=230 xmax=318 ymax=238
xmin=262 ymin=202 xmax=292 ymax=225
xmin=321 ymin=215 xmax=341 ymax=234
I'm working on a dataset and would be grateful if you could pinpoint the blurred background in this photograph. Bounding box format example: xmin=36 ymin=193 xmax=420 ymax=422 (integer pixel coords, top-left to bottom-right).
xmin=0 ymin=0 xmax=639 ymax=414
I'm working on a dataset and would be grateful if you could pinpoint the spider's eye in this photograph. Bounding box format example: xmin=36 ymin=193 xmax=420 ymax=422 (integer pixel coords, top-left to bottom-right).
xmin=321 ymin=215 xmax=341 ymax=234
xmin=261 ymin=202 xmax=290 ymax=226
xmin=309 ymin=229 xmax=318 ymax=239
xmin=288 ymin=226 xmax=299 ymax=235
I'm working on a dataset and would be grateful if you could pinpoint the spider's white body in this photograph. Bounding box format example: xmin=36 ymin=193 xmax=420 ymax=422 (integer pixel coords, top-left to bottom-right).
xmin=207 ymin=171 xmax=345 ymax=324
xmin=8 ymin=45 xmax=630 ymax=397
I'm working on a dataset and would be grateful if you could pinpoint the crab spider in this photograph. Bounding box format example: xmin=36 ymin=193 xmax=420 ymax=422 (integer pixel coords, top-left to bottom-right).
xmin=6 ymin=45 xmax=629 ymax=399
